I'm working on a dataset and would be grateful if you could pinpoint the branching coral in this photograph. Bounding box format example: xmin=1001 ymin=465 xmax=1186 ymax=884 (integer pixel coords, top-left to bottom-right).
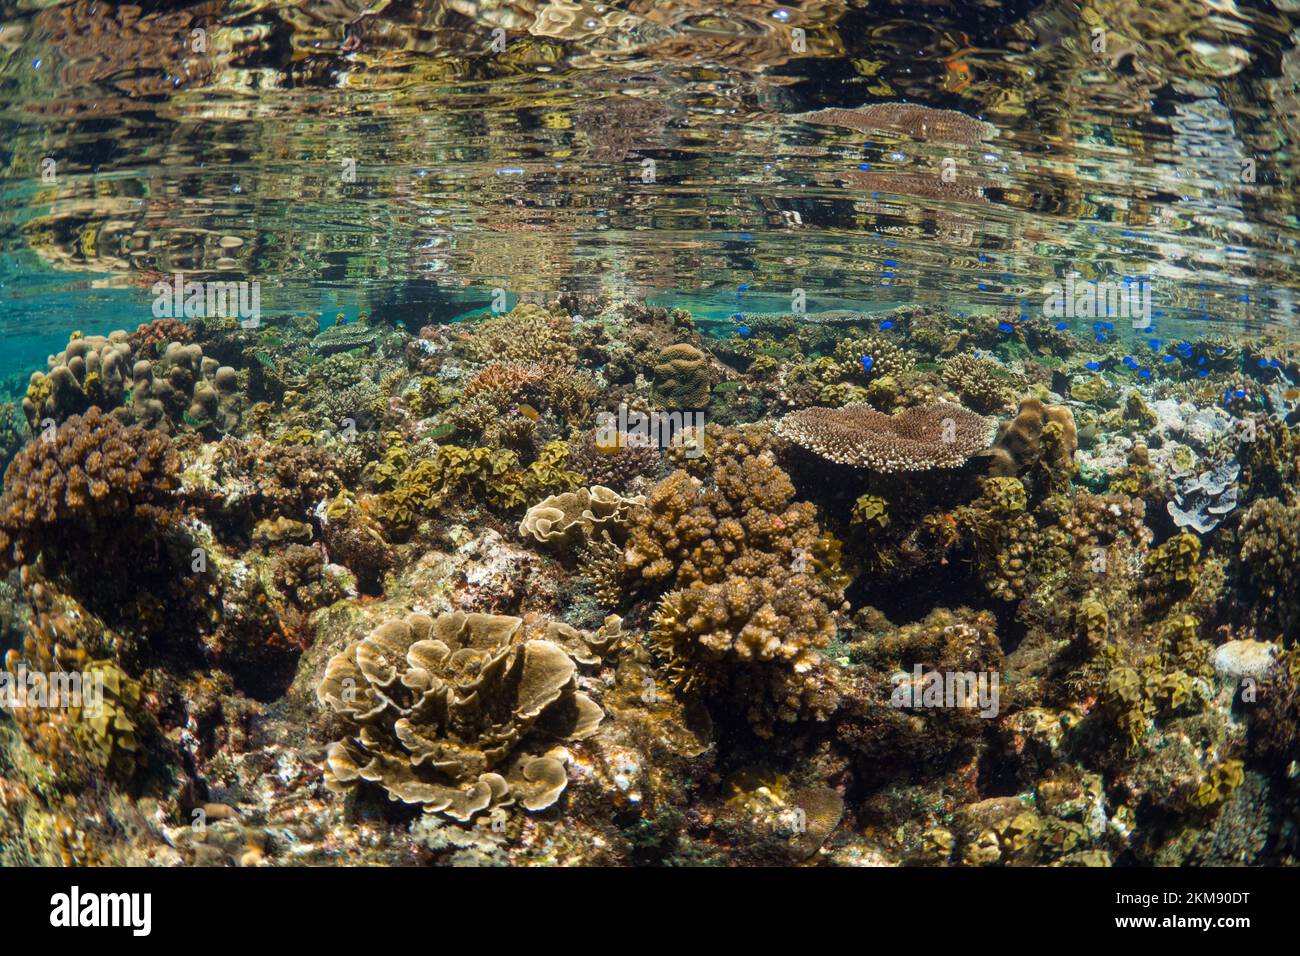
xmin=317 ymin=611 xmax=602 ymax=821
xmin=570 ymin=426 xmax=662 ymax=491
xmin=942 ymin=354 xmax=1024 ymax=414
xmin=775 ymin=402 xmax=993 ymax=471
xmin=0 ymin=407 xmax=179 ymax=571
xmin=465 ymin=304 xmax=577 ymax=365
xmin=625 ymin=428 xmax=844 ymax=731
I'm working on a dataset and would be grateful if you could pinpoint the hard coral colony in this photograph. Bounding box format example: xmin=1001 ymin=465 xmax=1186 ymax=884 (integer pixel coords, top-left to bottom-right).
xmin=0 ymin=2 xmax=1297 ymax=892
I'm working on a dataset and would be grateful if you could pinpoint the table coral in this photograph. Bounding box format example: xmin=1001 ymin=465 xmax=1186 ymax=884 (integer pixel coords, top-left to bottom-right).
xmin=775 ymin=402 xmax=993 ymax=471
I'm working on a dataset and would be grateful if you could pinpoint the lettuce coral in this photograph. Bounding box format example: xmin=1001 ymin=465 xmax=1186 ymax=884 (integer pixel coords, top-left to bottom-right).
xmin=317 ymin=611 xmax=602 ymax=821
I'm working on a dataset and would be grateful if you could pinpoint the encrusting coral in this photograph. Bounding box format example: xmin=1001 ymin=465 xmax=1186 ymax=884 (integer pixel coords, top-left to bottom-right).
xmin=317 ymin=611 xmax=603 ymax=821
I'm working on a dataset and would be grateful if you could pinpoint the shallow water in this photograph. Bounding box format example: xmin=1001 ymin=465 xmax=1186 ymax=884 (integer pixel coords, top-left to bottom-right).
xmin=0 ymin=1 xmax=1299 ymax=872
xmin=1 ymin=1 xmax=1298 ymax=379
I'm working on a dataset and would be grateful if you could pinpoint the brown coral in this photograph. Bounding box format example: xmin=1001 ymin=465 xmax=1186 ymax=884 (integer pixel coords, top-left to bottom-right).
xmin=775 ymin=402 xmax=993 ymax=471
xmin=652 ymin=343 xmax=715 ymax=409
xmin=317 ymin=611 xmax=602 ymax=821
xmin=519 ymin=486 xmax=644 ymax=546
xmin=0 ymin=407 xmax=179 ymax=571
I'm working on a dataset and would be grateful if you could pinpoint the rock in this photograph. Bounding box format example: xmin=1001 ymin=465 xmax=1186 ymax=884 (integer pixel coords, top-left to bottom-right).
xmin=1213 ymin=640 xmax=1277 ymax=681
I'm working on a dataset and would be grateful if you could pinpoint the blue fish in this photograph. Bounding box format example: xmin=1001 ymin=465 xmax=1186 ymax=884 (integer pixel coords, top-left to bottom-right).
xmin=1272 ymin=359 xmax=1282 ymax=367
xmin=1103 ymin=322 xmax=1115 ymax=330
xmin=1148 ymin=339 xmax=1161 ymax=349
xmin=879 ymin=320 xmax=895 ymax=330
xmin=860 ymin=355 xmax=874 ymax=372
xmin=1123 ymin=356 xmax=1136 ymax=365
xmin=733 ymin=313 xmax=744 ymax=320
xmin=998 ymin=323 xmax=1015 ymax=333
xmin=1095 ymin=334 xmax=1106 ymax=343
xmin=1198 ymin=357 xmax=1206 ymax=365
xmin=1215 ymin=347 xmax=1225 ymax=354
xmin=1085 ymin=362 xmax=1101 ymax=371
xmin=1139 ymin=369 xmax=1152 ymax=379
xmin=1162 ymin=356 xmax=1177 ymax=364
xmin=1259 ymin=358 xmax=1270 ymax=368
xmin=1198 ymin=370 xmax=1209 ymax=378
xmin=1234 ymin=389 xmax=1247 ymax=398
xmin=1055 ymin=322 xmax=1069 ymax=331
xmin=737 ymin=327 xmax=750 ymax=335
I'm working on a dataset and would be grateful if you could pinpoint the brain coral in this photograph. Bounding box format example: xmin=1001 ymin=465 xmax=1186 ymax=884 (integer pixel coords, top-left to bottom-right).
xmin=774 ymin=402 xmax=993 ymax=471
xmin=652 ymin=342 xmax=714 ymax=409
xmin=0 ymin=407 xmax=178 ymax=570
xmin=317 ymin=611 xmax=603 ymax=821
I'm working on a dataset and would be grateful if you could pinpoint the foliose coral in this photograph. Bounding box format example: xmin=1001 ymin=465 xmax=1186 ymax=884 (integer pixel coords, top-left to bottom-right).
xmin=317 ymin=611 xmax=602 ymax=821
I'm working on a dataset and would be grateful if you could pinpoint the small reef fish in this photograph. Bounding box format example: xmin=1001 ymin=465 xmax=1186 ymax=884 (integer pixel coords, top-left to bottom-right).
xmin=860 ymin=355 xmax=874 ymax=372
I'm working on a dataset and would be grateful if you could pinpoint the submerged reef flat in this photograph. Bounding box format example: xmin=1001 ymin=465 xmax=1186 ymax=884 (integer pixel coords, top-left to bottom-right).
xmin=2 ymin=300 xmax=1300 ymax=868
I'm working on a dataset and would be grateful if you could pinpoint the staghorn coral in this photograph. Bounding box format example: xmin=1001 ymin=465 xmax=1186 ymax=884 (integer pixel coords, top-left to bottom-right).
xmin=317 ymin=611 xmax=602 ymax=821
xmin=775 ymin=402 xmax=993 ymax=471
